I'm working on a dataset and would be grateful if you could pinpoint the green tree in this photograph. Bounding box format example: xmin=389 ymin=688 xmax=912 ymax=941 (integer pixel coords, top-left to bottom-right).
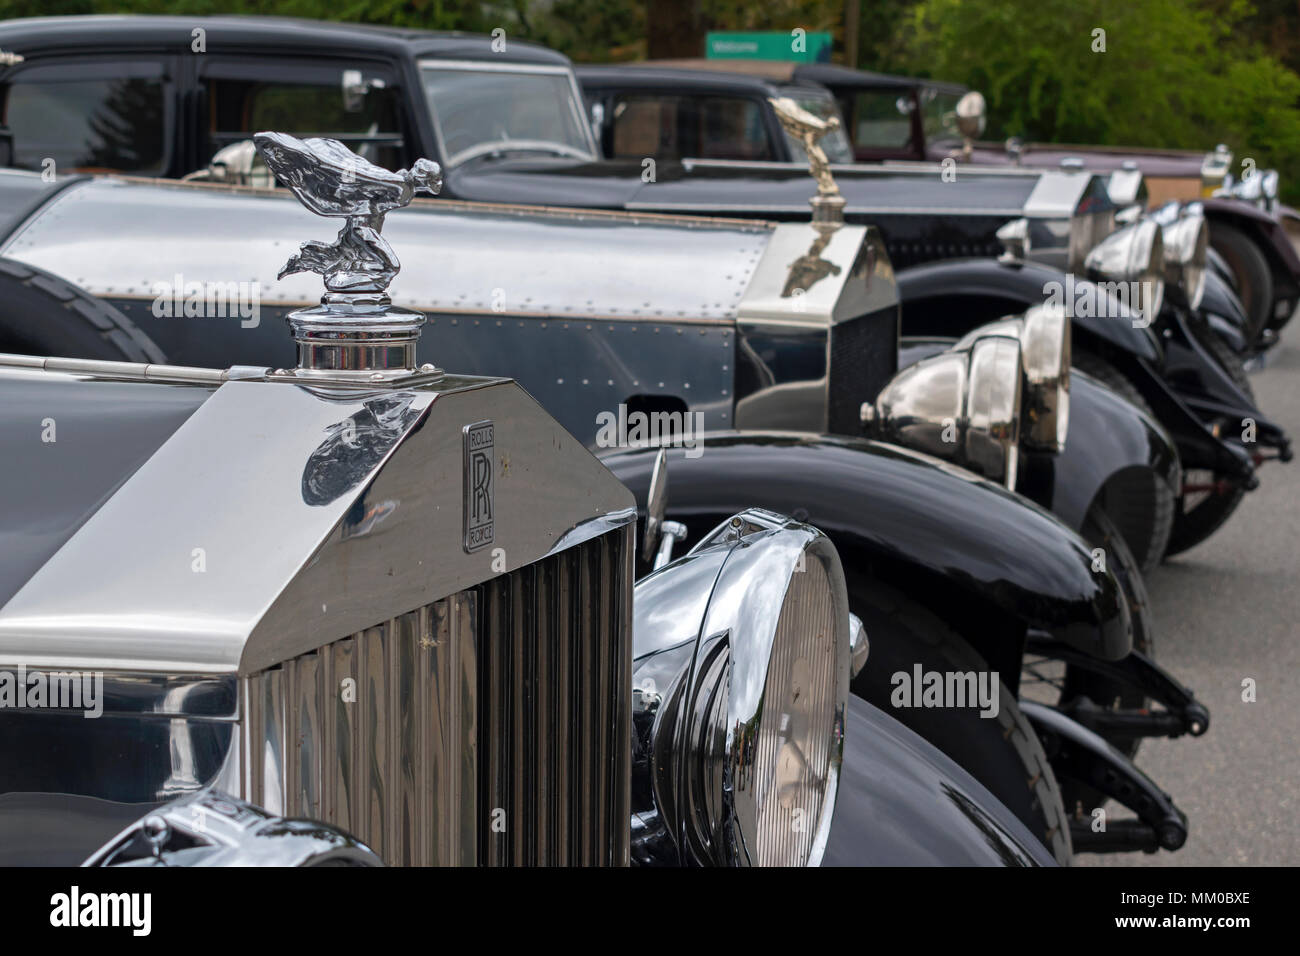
xmin=901 ymin=0 xmax=1300 ymax=199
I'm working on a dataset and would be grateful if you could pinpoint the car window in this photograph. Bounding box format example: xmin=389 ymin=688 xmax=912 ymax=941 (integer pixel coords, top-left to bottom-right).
xmin=205 ymin=70 xmax=404 ymax=170
xmin=1 ymin=61 xmax=168 ymax=175
xmin=846 ymin=90 xmax=914 ymax=150
xmin=606 ymin=93 xmax=774 ymax=161
xmin=420 ymin=65 xmax=594 ymax=167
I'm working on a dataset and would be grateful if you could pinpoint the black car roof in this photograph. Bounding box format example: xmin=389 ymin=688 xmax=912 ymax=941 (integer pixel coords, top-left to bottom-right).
xmin=575 ymin=62 xmax=828 ymax=97
xmin=798 ymin=63 xmax=968 ymax=95
xmin=0 ymin=15 xmax=570 ymax=66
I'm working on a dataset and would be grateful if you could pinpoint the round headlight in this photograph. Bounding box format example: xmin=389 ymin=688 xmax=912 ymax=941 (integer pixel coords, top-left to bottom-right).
xmin=679 ymin=512 xmax=850 ymax=866
xmin=1019 ymin=304 xmax=1071 ymax=451
xmin=864 ymin=333 xmax=1023 ymax=488
xmin=1084 ymin=218 xmax=1165 ymax=323
xmin=1262 ymin=169 xmax=1280 ymax=201
xmin=1161 ymin=210 xmax=1209 ymax=309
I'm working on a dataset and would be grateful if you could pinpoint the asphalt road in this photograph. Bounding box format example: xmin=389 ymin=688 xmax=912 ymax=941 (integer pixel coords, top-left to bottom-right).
xmin=1081 ymin=321 xmax=1300 ymax=867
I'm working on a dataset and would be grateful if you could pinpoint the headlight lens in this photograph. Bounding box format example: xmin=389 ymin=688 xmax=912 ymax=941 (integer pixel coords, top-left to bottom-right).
xmin=1161 ymin=209 xmax=1209 ymax=309
xmin=1084 ymin=218 xmax=1165 ymax=323
xmin=752 ymin=554 xmax=840 ymax=865
xmin=865 ymin=334 xmax=1026 ymax=487
xmin=672 ymin=512 xmax=850 ymax=866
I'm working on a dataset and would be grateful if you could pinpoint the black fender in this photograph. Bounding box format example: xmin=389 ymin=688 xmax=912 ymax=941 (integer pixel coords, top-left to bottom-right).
xmin=601 ymin=432 xmax=1130 ymax=678
xmin=823 ymin=695 xmax=1055 ymax=866
xmin=1201 ymin=197 xmax=1300 ymax=326
xmin=1160 ymin=306 xmax=1291 ymax=460
xmin=1026 ymin=374 xmax=1180 ymax=569
xmin=896 ymin=257 xmax=1162 ymax=362
xmin=1199 ymin=270 xmax=1250 ymax=353
xmin=898 ymin=339 xmax=1180 ymax=568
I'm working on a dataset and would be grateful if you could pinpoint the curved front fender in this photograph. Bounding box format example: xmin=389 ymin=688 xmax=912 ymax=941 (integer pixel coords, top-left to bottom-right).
xmin=822 ymin=695 xmax=1056 ymax=866
xmin=896 ymin=258 xmax=1162 ymax=362
xmin=601 ymin=432 xmax=1129 ymax=661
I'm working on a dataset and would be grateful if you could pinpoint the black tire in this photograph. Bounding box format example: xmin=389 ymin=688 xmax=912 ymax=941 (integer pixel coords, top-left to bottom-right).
xmin=848 ymin=573 xmax=1073 ymax=865
xmin=1073 ymin=349 xmax=1240 ymax=558
xmin=1067 ymin=351 xmax=1175 ymax=573
xmin=1022 ymin=506 xmax=1155 ymax=814
xmin=0 ymin=257 xmax=165 ymax=362
xmin=1210 ymin=222 xmax=1273 ymax=344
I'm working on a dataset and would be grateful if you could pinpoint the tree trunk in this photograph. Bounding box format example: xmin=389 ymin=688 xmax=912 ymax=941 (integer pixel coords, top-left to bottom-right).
xmin=645 ymin=0 xmax=702 ymax=59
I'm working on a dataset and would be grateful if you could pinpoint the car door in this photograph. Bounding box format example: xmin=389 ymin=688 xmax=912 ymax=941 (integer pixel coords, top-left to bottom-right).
xmin=0 ymin=53 xmax=179 ymax=177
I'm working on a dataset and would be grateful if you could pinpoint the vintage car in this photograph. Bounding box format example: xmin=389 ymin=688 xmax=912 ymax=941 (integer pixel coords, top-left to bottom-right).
xmin=0 ymin=131 xmax=1073 ymax=868
xmin=0 ymin=14 xmax=1281 ymax=559
xmin=0 ymin=122 xmax=1212 ymax=860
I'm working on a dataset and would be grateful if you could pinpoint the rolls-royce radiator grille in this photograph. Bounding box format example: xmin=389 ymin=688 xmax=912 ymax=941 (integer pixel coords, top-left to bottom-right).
xmin=242 ymin=524 xmax=633 ymax=866
xmin=828 ymin=311 xmax=899 ymax=435
xmin=474 ymin=526 xmax=632 ymax=865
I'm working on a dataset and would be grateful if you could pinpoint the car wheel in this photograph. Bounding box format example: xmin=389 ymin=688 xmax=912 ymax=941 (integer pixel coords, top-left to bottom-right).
xmin=1210 ymin=222 xmax=1273 ymax=345
xmin=848 ymin=573 xmax=1073 ymax=865
xmin=1021 ymin=506 xmax=1154 ymax=814
xmin=1073 ymin=349 xmax=1240 ymax=558
xmin=0 ymin=258 xmax=165 ymax=362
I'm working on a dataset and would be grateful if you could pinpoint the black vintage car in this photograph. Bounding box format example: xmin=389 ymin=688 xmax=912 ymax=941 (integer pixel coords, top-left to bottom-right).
xmin=0 ymin=127 xmax=1068 ymax=867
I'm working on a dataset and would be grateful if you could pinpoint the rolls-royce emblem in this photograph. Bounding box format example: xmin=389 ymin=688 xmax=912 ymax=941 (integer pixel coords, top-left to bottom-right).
xmin=463 ymin=420 xmax=495 ymax=552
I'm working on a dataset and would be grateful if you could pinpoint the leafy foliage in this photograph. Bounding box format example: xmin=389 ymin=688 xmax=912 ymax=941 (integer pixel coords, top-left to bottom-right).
xmin=901 ymin=0 xmax=1300 ymax=199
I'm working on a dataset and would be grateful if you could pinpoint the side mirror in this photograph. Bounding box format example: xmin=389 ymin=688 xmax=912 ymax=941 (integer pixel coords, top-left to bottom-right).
xmin=955 ymin=90 xmax=987 ymax=140
xmin=182 ymin=140 xmax=273 ymax=188
xmin=642 ymin=448 xmax=686 ymax=570
xmin=342 ymin=69 xmax=385 ymax=113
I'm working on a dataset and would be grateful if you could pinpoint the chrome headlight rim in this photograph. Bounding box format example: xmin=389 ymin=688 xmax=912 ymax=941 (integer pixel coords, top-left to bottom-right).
xmin=867 ymin=331 xmax=1027 ymax=488
xmin=1084 ymin=218 xmax=1166 ymax=323
xmin=1161 ymin=209 xmax=1209 ymax=310
xmin=678 ymin=510 xmax=850 ymax=867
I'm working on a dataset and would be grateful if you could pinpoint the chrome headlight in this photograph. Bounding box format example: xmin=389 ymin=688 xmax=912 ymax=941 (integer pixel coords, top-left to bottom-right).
xmin=863 ymin=335 xmax=1023 ymax=487
xmin=1261 ymin=169 xmax=1280 ymax=201
xmin=632 ymin=510 xmax=852 ymax=866
xmin=1160 ymin=208 xmax=1209 ymax=309
xmin=1084 ymin=218 xmax=1165 ymax=323
xmin=955 ymin=304 xmax=1070 ymax=451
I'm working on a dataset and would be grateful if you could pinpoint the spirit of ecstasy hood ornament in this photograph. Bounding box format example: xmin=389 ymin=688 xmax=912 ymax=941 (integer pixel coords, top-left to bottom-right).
xmin=768 ymin=97 xmax=845 ymax=226
xmin=252 ymin=131 xmax=443 ymax=376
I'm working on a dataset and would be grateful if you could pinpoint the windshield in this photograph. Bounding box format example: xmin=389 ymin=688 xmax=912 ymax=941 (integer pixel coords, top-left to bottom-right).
xmin=777 ymin=90 xmax=855 ymax=165
xmin=920 ymin=88 xmax=966 ymax=147
xmin=420 ymin=64 xmax=596 ymax=167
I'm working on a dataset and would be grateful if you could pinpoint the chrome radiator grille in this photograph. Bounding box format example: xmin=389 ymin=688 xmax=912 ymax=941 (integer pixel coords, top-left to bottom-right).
xmin=241 ymin=524 xmax=633 ymax=867
xmin=475 ymin=526 xmax=633 ymax=865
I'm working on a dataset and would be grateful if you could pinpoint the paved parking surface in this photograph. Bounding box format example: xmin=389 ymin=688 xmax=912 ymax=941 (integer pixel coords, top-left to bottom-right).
xmin=1082 ymin=323 xmax=1300 ymax=867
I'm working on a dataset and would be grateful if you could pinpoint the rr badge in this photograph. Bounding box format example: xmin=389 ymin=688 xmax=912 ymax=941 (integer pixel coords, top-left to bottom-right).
xmin=463 ymin=420 xmax=495 ymax=552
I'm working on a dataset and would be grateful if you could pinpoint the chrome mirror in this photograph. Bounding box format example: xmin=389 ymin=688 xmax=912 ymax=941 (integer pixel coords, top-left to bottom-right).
xmin=182 ymin=140 xmax=273 ymax=188
xmin=955 ymin=90 xmax=986 ymax=140
xmin=342 ymin=69 xmax=385 ymax=113
xmin=642 ymin=448 xmax=686 ymax=569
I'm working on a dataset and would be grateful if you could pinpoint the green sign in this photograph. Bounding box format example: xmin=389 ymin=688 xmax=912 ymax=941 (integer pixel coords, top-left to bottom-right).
xmin=706 ymin=31 xmax=832 ymax=63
